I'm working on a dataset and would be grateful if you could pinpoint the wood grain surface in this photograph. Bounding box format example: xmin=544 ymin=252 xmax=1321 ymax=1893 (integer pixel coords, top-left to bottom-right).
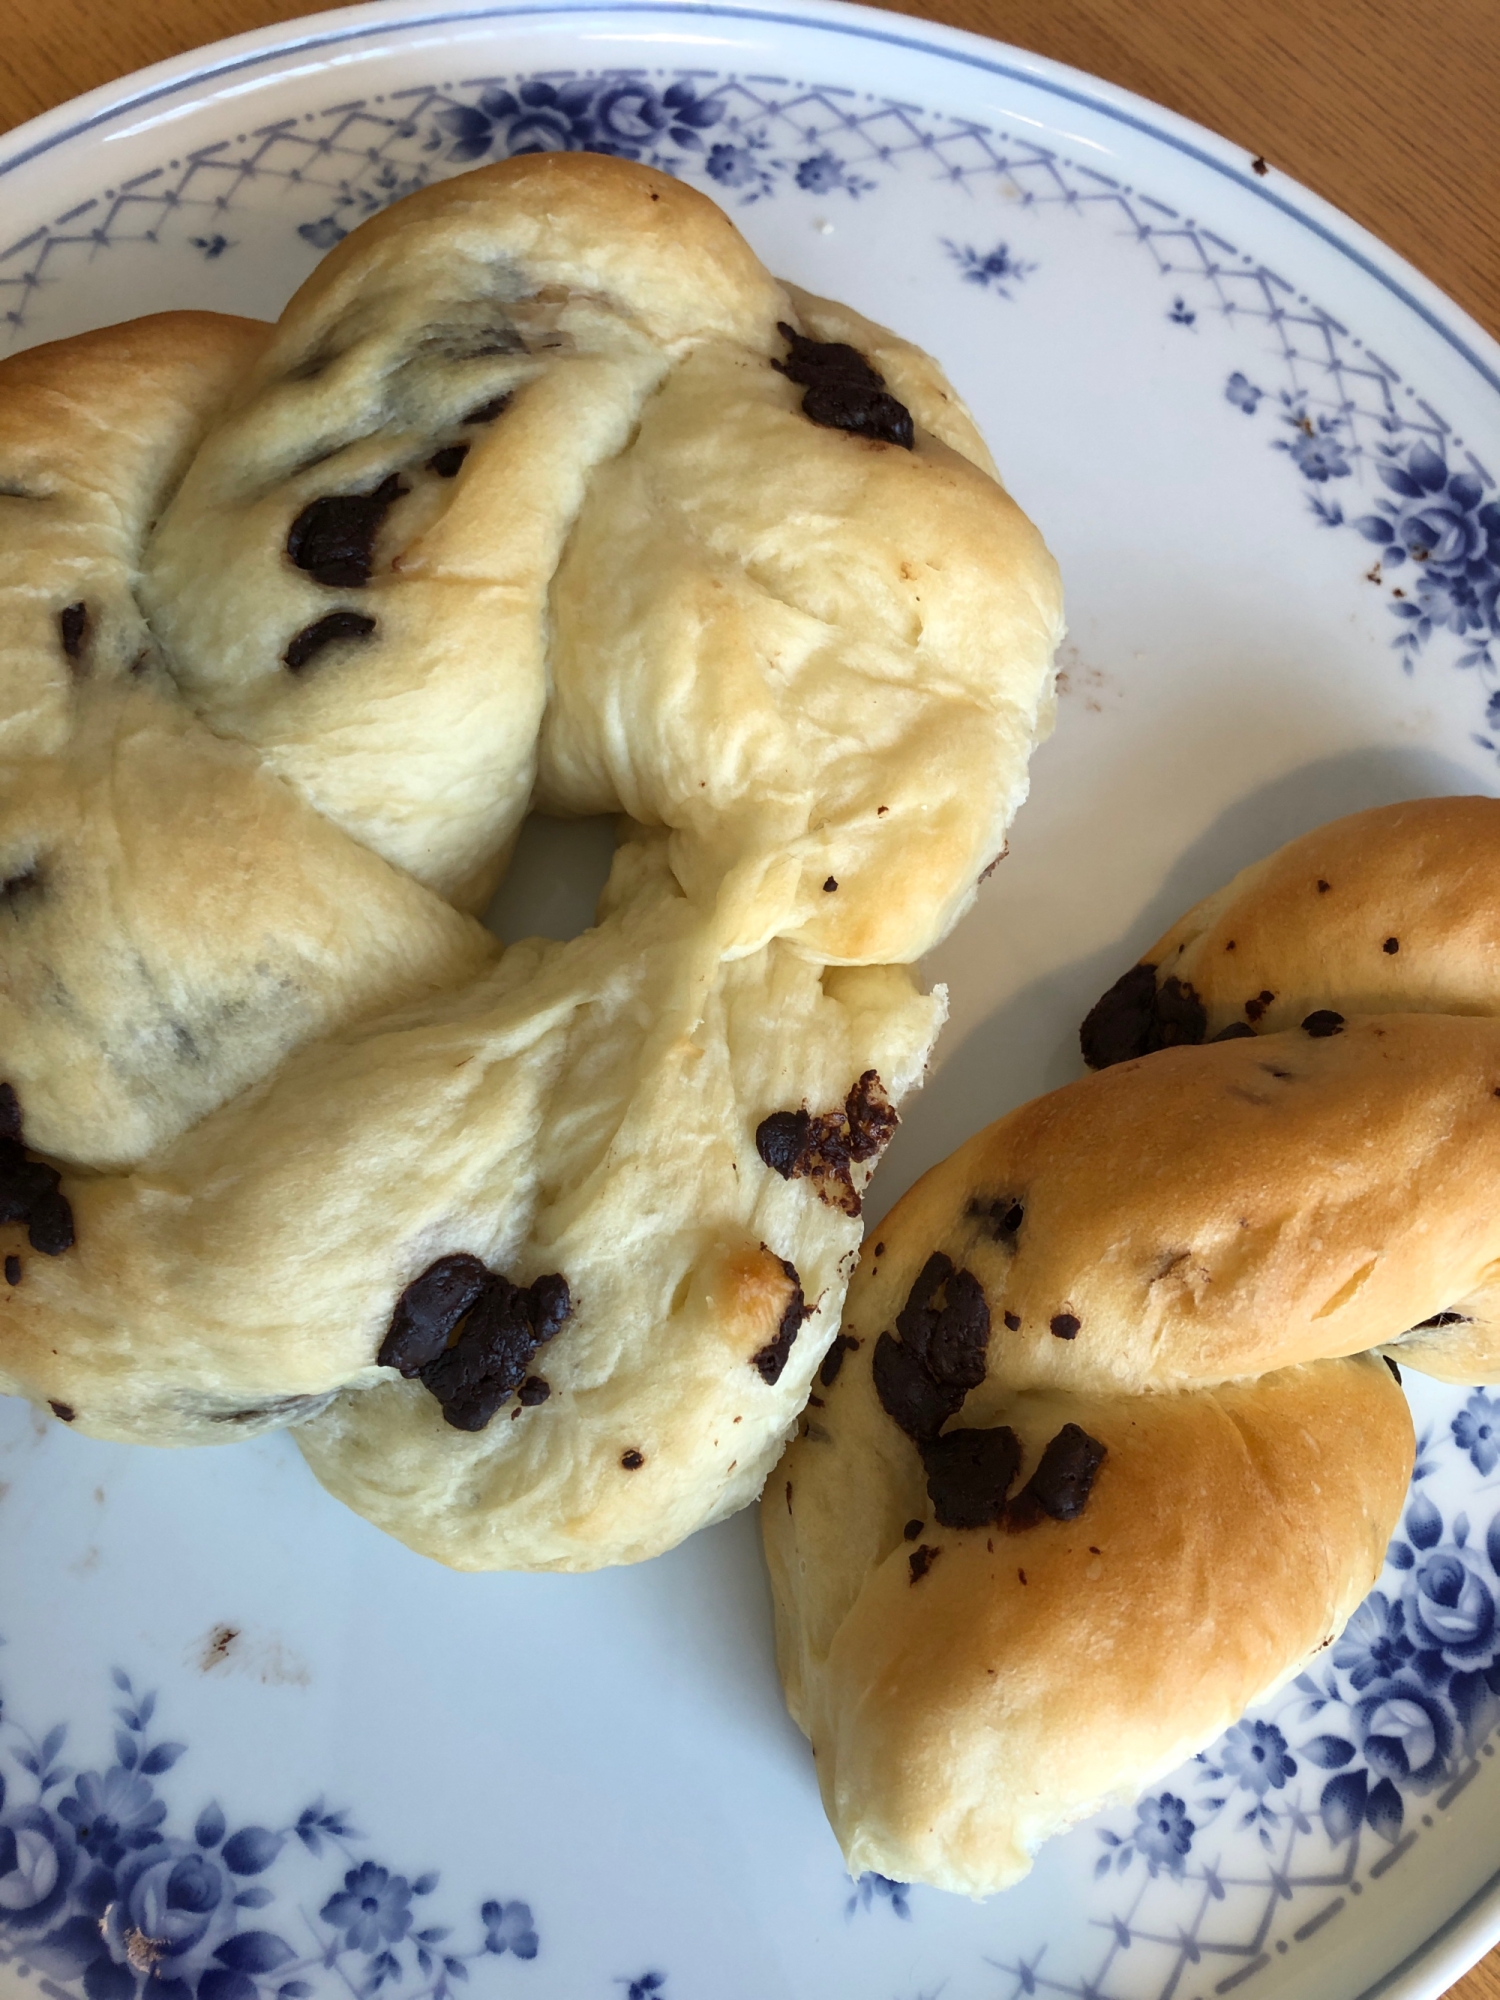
xmin=2 ymin=0 xmax=1499 ymax=1993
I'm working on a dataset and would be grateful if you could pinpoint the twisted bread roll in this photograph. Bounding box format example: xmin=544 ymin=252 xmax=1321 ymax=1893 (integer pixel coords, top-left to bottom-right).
xmin=763 ymin=800 xmax=1500 ymax=1893
xmin=0 ymin=153 xmax=1060 ymax=1568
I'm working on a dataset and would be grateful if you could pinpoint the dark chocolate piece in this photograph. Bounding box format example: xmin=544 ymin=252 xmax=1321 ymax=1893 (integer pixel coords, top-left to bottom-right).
xmin=59 ymin=602 xmax=88 ymax=662
xmin=1384 ymin=937 xmax=1400 ymax=954
xmin=286 ymin=472 xmax=406 ymax=587
xmin=753 ymin=1071 xmax=897 ymax=1214
xmin=823 ymin=876 xmax=838 ymax=892
xmin=379 ymin=1252 xmax=491 ymax=1375
xmin=0 ymin=1084 xmax=20 ymax=1145
xmin=752 ymin=1258 xmax=809 ymax=1385
xmin=772 ymin=324 xmax=914 ymax=449
xmin=427 ymin=444 xmax=470 ymax=479
xmin=974 ymin=1197 xmax=1024 ymax=1243
xmin=1302 ymin=1009 xmax=1346 ymax=1038
xmin=908 ymin=1544 xmax=939 ymax=1584
xmin=283 ymin=611 xmax=376 ymax=673
xmin=1049 ymin=1312 xmax=1080 ymax=1341
xmin=1080 ymin=963 xmax=1206 ymax=1069
xmin=874 ymin=1253 xmax=991 ymax=1444
xmin=621 ymin=1449 xmax=645 ymax=1470
xmin=27 ymin=1191 xmax=74 ymax=1256
xmin=903 ymin=1518 xmax=923 ymax=1540
xmin=517 ymin=1375 xmax=551 ymax=1406
xmin=1003 ymin=1310 xmax=1021 ymax=1331
xmin=921 ymin=1424 xmax=1022 ymax=1530
xmin=49 ymin=1400 xmax=75 ymax=1423
xmin=873 ymin=1332 xmax=965 ymax=1445
xmin=1007 ymin=1422 xmax=1107 ymax=1529
xmin=819 ymin=1332 xmax=860 ymax=1387
xmin=4 ymin=1254 xmax=18 ymax=1285
xmin=0 ymin=1108 xmax=74 ymax=1257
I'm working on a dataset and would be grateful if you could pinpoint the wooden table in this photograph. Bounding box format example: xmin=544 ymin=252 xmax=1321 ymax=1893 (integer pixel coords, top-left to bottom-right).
xmin=3 ymin=0 xmax=1498 ymax=1993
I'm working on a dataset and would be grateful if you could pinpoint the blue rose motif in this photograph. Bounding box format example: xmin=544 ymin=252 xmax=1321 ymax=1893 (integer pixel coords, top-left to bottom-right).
xmin=1454 ymin=1391 xmax=1500 ymax=1475
xmin=1350 ymin=442 xmax=1500 ymax=663
xmin=58 ymin=1767 xmax=168 ymax=1865
xmin=1351 ymin=1681 xmax=1452 ymax=1787
xmin=1332 ymin=1590 xmax=1415 ymax=1689
xmin=795 ymin=152 xmax=845 ymax=194
xmin=0 ymin=1803 xmax=78 ymax=1931
xmin=1225 ymin=371 xmax=1262 ymax=414
xmin=705 ymin=143 xmax=762 ymax=190
xmin=1411 ymin=1541 xmax=1498 ymax=1663
xmin=1132 ymin=1793 xmax=1194 ymax=1874
xmin=435 ymin=77 xmax=721 ymax=166
xmin=1214 ymin=1719 xmax=1296 ymax=1797
xmin=97 ymin=1837 xmax=238 ymax=1988
xmin=320 ymin=1858 xmax=414 ymax=1953
xmin=482 ymin=1896 xmax=539 ymax=1956
xmin=594 ymin=83 xmax=672 ymax=148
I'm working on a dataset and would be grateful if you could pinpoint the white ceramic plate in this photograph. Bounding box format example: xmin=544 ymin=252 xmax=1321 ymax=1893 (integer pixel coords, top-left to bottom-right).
xmin=3 ymin=7 xmax=1500 ymax=1998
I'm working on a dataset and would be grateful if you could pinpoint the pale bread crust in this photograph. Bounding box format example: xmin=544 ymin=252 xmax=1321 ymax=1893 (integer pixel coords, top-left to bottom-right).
xmin=766 ymin=1355 xmax=1410 ymax=1895
xmin=142 ymin=151 xmax=1063 ymax=948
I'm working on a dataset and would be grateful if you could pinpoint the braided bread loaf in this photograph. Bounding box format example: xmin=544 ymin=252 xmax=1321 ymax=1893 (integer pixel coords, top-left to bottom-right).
xmin=763 ymin=799 xmax=1500 ymax=1893
xmin=0 ymin=153 xmax=1062 ymax=1571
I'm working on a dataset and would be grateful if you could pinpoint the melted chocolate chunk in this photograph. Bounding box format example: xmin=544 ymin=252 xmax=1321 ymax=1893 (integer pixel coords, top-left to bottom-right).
xmin=754 ymin=1071 xmax=897 ymax=1214
xmin=379 ymin=1253 xmax=492 ymax=1375
xmin=427 ymin=444 xmax=470 ymax=479
xmin=463 ymin=393 xmax=512 ymax=425
xmin=1244 ymin=990 xmax=1276 ymax=1023
xmin=3 ymin=1255 xmax=18 ymax=1285
xmin=1302 ymin=1009 xmax=1346 ymax=1038
xmin=823 ymin=876 xmax=838 ymax=892
xmin=819 ymin=1332 xmax=860 ymax=1387
xmin=1007 ymin=1422 xmax=1107 ymax=1530
xmin=921 ymin=1424 xmax=1022 ymax=1530
xmin=283 ymin=610 xmax=377 ymax=673
xmin=1049 ymin=1312 xmax=1080 ymax=1341
xmin=27 ymin=1190 xmax=74 ymax=1256
xmin=772 ymin=324 xmax=914 ymax=449
xmin=0 ymin=1095 xmax=74 ymax=1258
xmin=1003 ymin=1310 xmax=1021 ymax=1331
xmin=908 ymin=1543 xmax=939 ymax=1584
xmin=1080 ymin=963 xmax=1207 ymax=1069
xmin=1384 ymin=937 xmax=1400 ymax=954
xmin=420 ymin=1271 xmax=572 ymax=1431
xmin=752 ymin=1258 xmax=810 ymax=1384
xmin=1210 ymin=1022 xmax=1257 ymax=1042
xmin=286 ymin=472 xmax=407 ymax=587
xmin=59 ymin=602 xmax=88 ymax=661
xmin=874 ymin=1253 xmax=991 ymax=1444
xmin=903 ymin=1518 xmax=923 ymax=1540
xmin=621 ymin=1448 xmax=645 ymax=1470
xmin=49 ymin=1400 xmax=75 ymax=1423
xmin=517 ymin=1375 xmax=551 ymax=1406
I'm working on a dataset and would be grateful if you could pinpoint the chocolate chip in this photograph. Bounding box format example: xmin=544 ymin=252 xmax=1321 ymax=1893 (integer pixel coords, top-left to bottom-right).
xmin=1003 ymin=1310 xmax=1020 ymax=1331
xmin=380 ymin=1253 xmax=492 ymax=1374
xmin=1210 ymin=1022 xmax=1256 ymax=1042
xmin=48 ymin=1399 xmax=75 ymax=1423
xmin=823 ymin=877 xmax=838 ymax=892
xmin=1244 ymin=989 xmax=1276 ymax=1023
xmin=1317 ymin=879 xmax=1331 ymax=893
xmin=874 ymin=1253 xmax=990 ymax=1443
xmin=283 ymin=610 xmax=377 ymax=673
xmin=1080 ymin=963 xmax=1207 ymax=1069
xmin=819 ymin=1332 xmax=860 ymax=1387
xmin=286 ymin=472 xmax=407 ymax=587
xmin=974 ymin=1197 xmax=1024 ymax=1243
xmin=463 ymin=393 xmax=512 ymax=425
xmin=1385 ymin=1356 xmax=1403 ymax=1383
xmin=1302 ymin=1010 xmax=1346 ymax=1038
xmin=1049 ymin=1312 xmax=1080 ymax=1340
xmin=58 ymin=602 xmax=87 ymax=661
xmin=403 ymin=1267 xmax=572 ymax=1431
xmin=921 ymin=1424 xmax=1022 ymax=1529
xmin=903 ymin=1518 xmax=923 ymax=1540
xmin=427 ymin=444 xmax=469 ymax=479
xmin=873 ymin=1333 xmax=965 ymax=1445
xmin=4 ymin=1255 xmax=17 ymax=1285
xmin=751 ymin=1258 xmax=809 ymax=1384
xmin=1007 ymin=1423 xmax=1107 ymax=1530
xmin=772 ymin=324 xmax=914 ymax=449
xmin=754 ymin=1071 xmax=896 ymax=1213
xmin=0 ymin=1084 xmax=20 ymax=1145
xmin=622 ymin=1448 xmax=645 ymax=1470
xmin=908 ymin=1544 xmax=939 ymax=1584
xmin=27 ymin=1190 xmax=74 ymax=1256
xmin=1383 ymin=937 xmax=1400 ymax=954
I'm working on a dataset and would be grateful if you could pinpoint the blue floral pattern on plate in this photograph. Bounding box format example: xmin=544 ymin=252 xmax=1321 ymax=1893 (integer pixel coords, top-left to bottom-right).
xmin=0 ymin=1669 xmax=538 ymax=1999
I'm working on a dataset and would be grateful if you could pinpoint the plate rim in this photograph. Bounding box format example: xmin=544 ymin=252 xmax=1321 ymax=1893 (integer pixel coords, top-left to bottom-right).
xmin=3 ymin=4 xmax=1500 ymax=1995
